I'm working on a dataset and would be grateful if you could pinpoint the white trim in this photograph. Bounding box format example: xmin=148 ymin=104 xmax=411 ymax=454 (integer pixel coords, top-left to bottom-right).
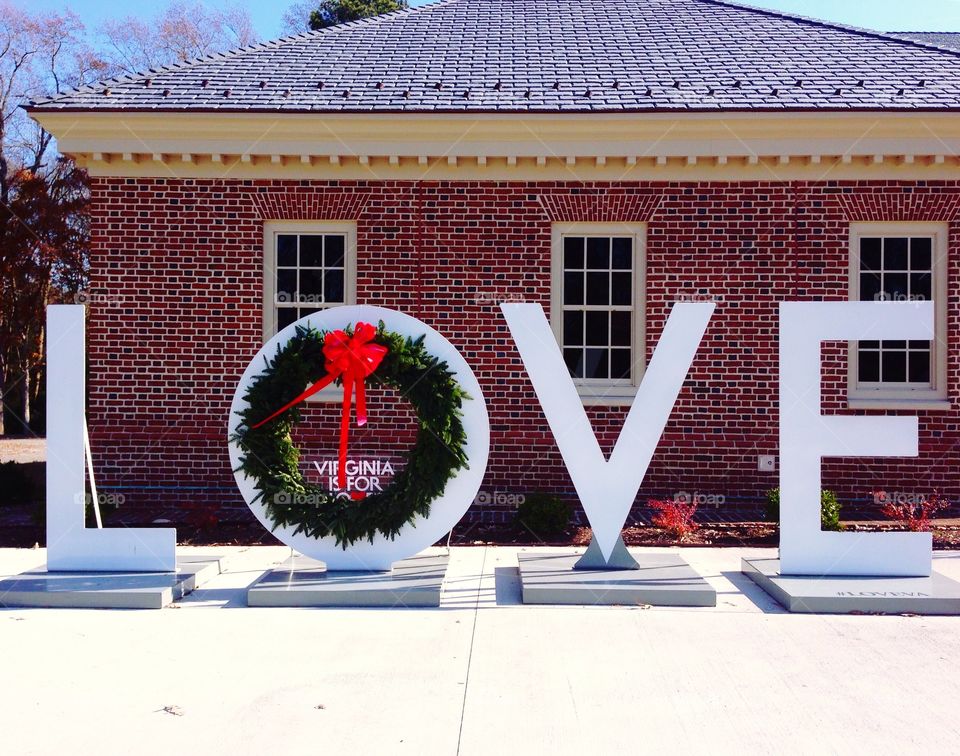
xmin=847 ymin=222 xmax=949 ymax=407
xmin=551 ymin=222 xmax=646 ymax=405
xmin=263 ymin=221 xmax=357 ymax=402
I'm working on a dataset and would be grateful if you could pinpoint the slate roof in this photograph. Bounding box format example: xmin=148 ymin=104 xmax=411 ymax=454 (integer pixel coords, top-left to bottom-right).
xmin=27 ymin=0 xmax=960 ymax=114
xmin=891 ymin=32 xmax=960 ymax=52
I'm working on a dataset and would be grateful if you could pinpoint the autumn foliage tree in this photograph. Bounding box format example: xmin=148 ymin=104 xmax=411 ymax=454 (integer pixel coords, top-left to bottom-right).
xmin=0 ymin=4 xmax=99 ymax=434
xmin=0 ymin=2 xmax=257 ymax=435
xmin=0 ymin=164 xmax=89 ymax=432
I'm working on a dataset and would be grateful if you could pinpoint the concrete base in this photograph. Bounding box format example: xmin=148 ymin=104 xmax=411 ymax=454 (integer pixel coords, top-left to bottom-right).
xmin=247 ymin=553 xmax=449 ymax=607
xmin=0 ymin=555 xmax=223 ymax=609
xmin=517 ymin=551 xmax=717 ymax=606
xmin=742 ymin=557 xmax=960 ymax=615
xmin=573 ymin=535 xmax=640 ymax=570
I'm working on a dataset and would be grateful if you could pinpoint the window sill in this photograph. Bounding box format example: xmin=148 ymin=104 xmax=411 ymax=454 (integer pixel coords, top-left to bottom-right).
xmin=578 ymin=389 xmax=637 ymax=407
xmin=847 ymin=397 xmax=952 ymax=411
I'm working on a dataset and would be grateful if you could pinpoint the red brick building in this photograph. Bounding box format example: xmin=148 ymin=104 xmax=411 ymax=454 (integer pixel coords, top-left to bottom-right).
xmin=28 ymin=0 xmax=960 ymax=524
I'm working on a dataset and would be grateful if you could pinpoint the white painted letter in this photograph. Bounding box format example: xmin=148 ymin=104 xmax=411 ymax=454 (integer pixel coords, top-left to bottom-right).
xmin=779 ymin=301 xmax=933 ymax=577
xmin=46 ymin=305 xmax=176 ymax=571
xmin=501 ymin=302 xmax=714 ymax=561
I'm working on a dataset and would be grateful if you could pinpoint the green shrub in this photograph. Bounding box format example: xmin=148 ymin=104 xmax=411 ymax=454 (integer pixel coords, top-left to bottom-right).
xmin=765 ymin=487 xmax=841 ymax=531
xmin=515 ymin=492 xmax=572 ymax=538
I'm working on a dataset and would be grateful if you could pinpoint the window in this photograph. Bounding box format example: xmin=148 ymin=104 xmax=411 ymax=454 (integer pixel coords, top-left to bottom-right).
xmin=552 ymin=223 xmax=645 ymax=404
xmin=849 ymin=223 xmax=948 ymax=408
xmin=263 ymin=222 xmax=356 ymax=338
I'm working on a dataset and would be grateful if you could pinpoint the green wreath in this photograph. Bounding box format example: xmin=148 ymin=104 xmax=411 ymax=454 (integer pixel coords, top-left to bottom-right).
xmin=233 ymin=321 xmax=471 ymax=547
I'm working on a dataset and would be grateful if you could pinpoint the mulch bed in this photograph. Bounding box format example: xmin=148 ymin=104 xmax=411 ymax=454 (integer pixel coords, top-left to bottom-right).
xmin=2 ymin=515 xmax=959 ymax=550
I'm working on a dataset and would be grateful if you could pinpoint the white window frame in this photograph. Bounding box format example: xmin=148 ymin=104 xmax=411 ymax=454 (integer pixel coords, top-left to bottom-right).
xmin=551 ymin=222 xmax=646 ymax=406
xmin=848 ymin=222 xmax=949 ymax=410
xmin=263 ymin=220 xmax=358 ymax=402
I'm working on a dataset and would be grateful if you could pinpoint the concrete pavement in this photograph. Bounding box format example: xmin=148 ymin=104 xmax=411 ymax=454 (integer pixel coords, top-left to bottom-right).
xmin=1 ymin=545 xmax=959 ymax=755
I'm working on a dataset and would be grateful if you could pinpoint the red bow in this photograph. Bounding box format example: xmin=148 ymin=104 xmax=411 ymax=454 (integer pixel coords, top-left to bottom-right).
xmin=252 ymin=322 xmax=388 ymax=498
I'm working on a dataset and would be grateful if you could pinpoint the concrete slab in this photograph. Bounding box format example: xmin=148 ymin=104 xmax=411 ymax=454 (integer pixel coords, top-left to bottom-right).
xmin=0 ymin=555 xmax=223 ymax=609
xmin=247 ymin=552 xmax=449 ymax=607
xmin=518 ymin=551 xmax=717 ymax=606
xmin=742 ymin=557 xmax=960 ymax=615
xmin=3 ymin=547 xmax=960 ymax=755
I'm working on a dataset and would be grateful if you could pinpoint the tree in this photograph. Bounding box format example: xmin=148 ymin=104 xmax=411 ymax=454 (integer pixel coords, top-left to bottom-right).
xmin=0 ymin=2 xmax=260 ymax=436
xmin=289 ymin=0 xmax=409 ymax=33
xmin=100 ymin=2 xmax=258 ymax=76
xmin=0 ymin=163 xmax=89 ymax=432
xmin=0 ymin=3 xmax=100 ymax=435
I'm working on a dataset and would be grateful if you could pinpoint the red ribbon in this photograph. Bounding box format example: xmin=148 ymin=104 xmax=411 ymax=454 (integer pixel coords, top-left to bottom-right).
xmin=252 ymin=322 xmax=388 ymax=498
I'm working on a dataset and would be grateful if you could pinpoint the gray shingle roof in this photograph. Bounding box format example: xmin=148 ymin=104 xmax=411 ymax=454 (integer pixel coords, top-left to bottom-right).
xmin=890 ymin=32 xmax=960 ymax=53
xmin=28 ymin=0 xmax=960 ymax=113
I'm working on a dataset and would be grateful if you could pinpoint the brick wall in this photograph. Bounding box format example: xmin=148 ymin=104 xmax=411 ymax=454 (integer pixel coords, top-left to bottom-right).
xmin=85 ymin=178 xmax=960 ymax=524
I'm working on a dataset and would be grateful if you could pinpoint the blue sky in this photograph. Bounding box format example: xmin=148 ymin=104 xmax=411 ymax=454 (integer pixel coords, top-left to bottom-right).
xmin=21 ymin=0 xmax=960 ymax=40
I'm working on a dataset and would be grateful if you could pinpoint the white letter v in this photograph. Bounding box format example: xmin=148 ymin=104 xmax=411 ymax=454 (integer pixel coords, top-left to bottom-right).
xmin=501 ymin=302 xmax=714 ymax=562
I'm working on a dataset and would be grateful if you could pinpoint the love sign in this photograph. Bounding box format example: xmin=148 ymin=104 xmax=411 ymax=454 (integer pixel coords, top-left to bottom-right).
xmin=46 ymin=299 xmax=936 ymax=579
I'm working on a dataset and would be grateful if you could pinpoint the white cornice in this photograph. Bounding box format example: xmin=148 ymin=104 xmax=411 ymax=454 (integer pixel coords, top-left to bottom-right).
xmin=31 ymin=111 xmax=960 ymax=181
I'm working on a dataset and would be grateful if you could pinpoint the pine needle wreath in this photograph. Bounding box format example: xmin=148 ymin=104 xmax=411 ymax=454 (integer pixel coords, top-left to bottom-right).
xmin=232 ymin=321 xmax=471 ymax=547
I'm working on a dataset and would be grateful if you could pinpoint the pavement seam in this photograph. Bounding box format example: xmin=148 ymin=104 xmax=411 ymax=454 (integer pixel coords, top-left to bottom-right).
xmin=455 ymin=546 xmax=488 ymax=756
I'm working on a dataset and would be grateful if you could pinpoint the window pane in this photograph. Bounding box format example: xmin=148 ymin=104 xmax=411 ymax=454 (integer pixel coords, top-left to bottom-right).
xmin=858 ymin=349 xmax=880 ymax=382
xmin=300 ymin=236 xmax=324 ymax=267
xmin=883 ymin=273 xmax=908 ymax=300
xmin=584 ymin=348 xmax=609 ymax=379
xmin=277 ymin=235 xmax=297 ymax=267
xmin=611 ymin=238 xmax=632 ymax=270
xmin=860 ymin=340 xmax=880 ymax=349
xmin=910 ymin=238 xmax=932 ymax=270
xmin=299 ymin=269 xmax=324 ymax=301
xmin=909 ymin=350 xmax=931 ymax=383
xmin=610 ymin=349 xmax=632 ymax=380
xmin=881 ymin=351 xmax=907 ymax=383
xmin=910 ymin=272 xmax=932 ymax=300
xmin=563 ymin=311 xmax=584 ymax=346
xmin=564 ymin=348 xmax=584 ymax=378
xmin=324 ymin=270 xmax=345 ymax=303
xmin=563 ymin=237 xmax=584 ymax=269
xmin=611 ymin=273 xmax=632 ymax=306
xmin=611 ymin=310 xmax=631 ymax=346
xmin=324 ymin=235 xmax=345 ymax=267
xmin=564 ymin=271 xmax=584 ymax=305
xmin=586 ymin=272 xmax=610 ymax=305
xmin=277 ymin=307 xmax=298 ymax=330
xmin=299 ymin=307 xmax=321 ymax=320
xmin=859 ymin=272 xmax=881 ymax=302
xmin=586 ymin=237 xmax=609 ymax=269
xmin=585 ymin=311 xmax=608 ymax=346
xmin=860 ymin=238 xmax=881 ymax=271
xmin=276 ymin=270 xmax=297 ymax=303
xmin=884 ymin=238 xmax=908 ymax=270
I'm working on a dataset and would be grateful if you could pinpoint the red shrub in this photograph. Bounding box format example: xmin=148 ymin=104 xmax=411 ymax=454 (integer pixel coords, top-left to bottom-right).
xmin=648 ymin=498 xmax=699 ymax=540
xmin=876 ymin=490 xmax=950 ymax=532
